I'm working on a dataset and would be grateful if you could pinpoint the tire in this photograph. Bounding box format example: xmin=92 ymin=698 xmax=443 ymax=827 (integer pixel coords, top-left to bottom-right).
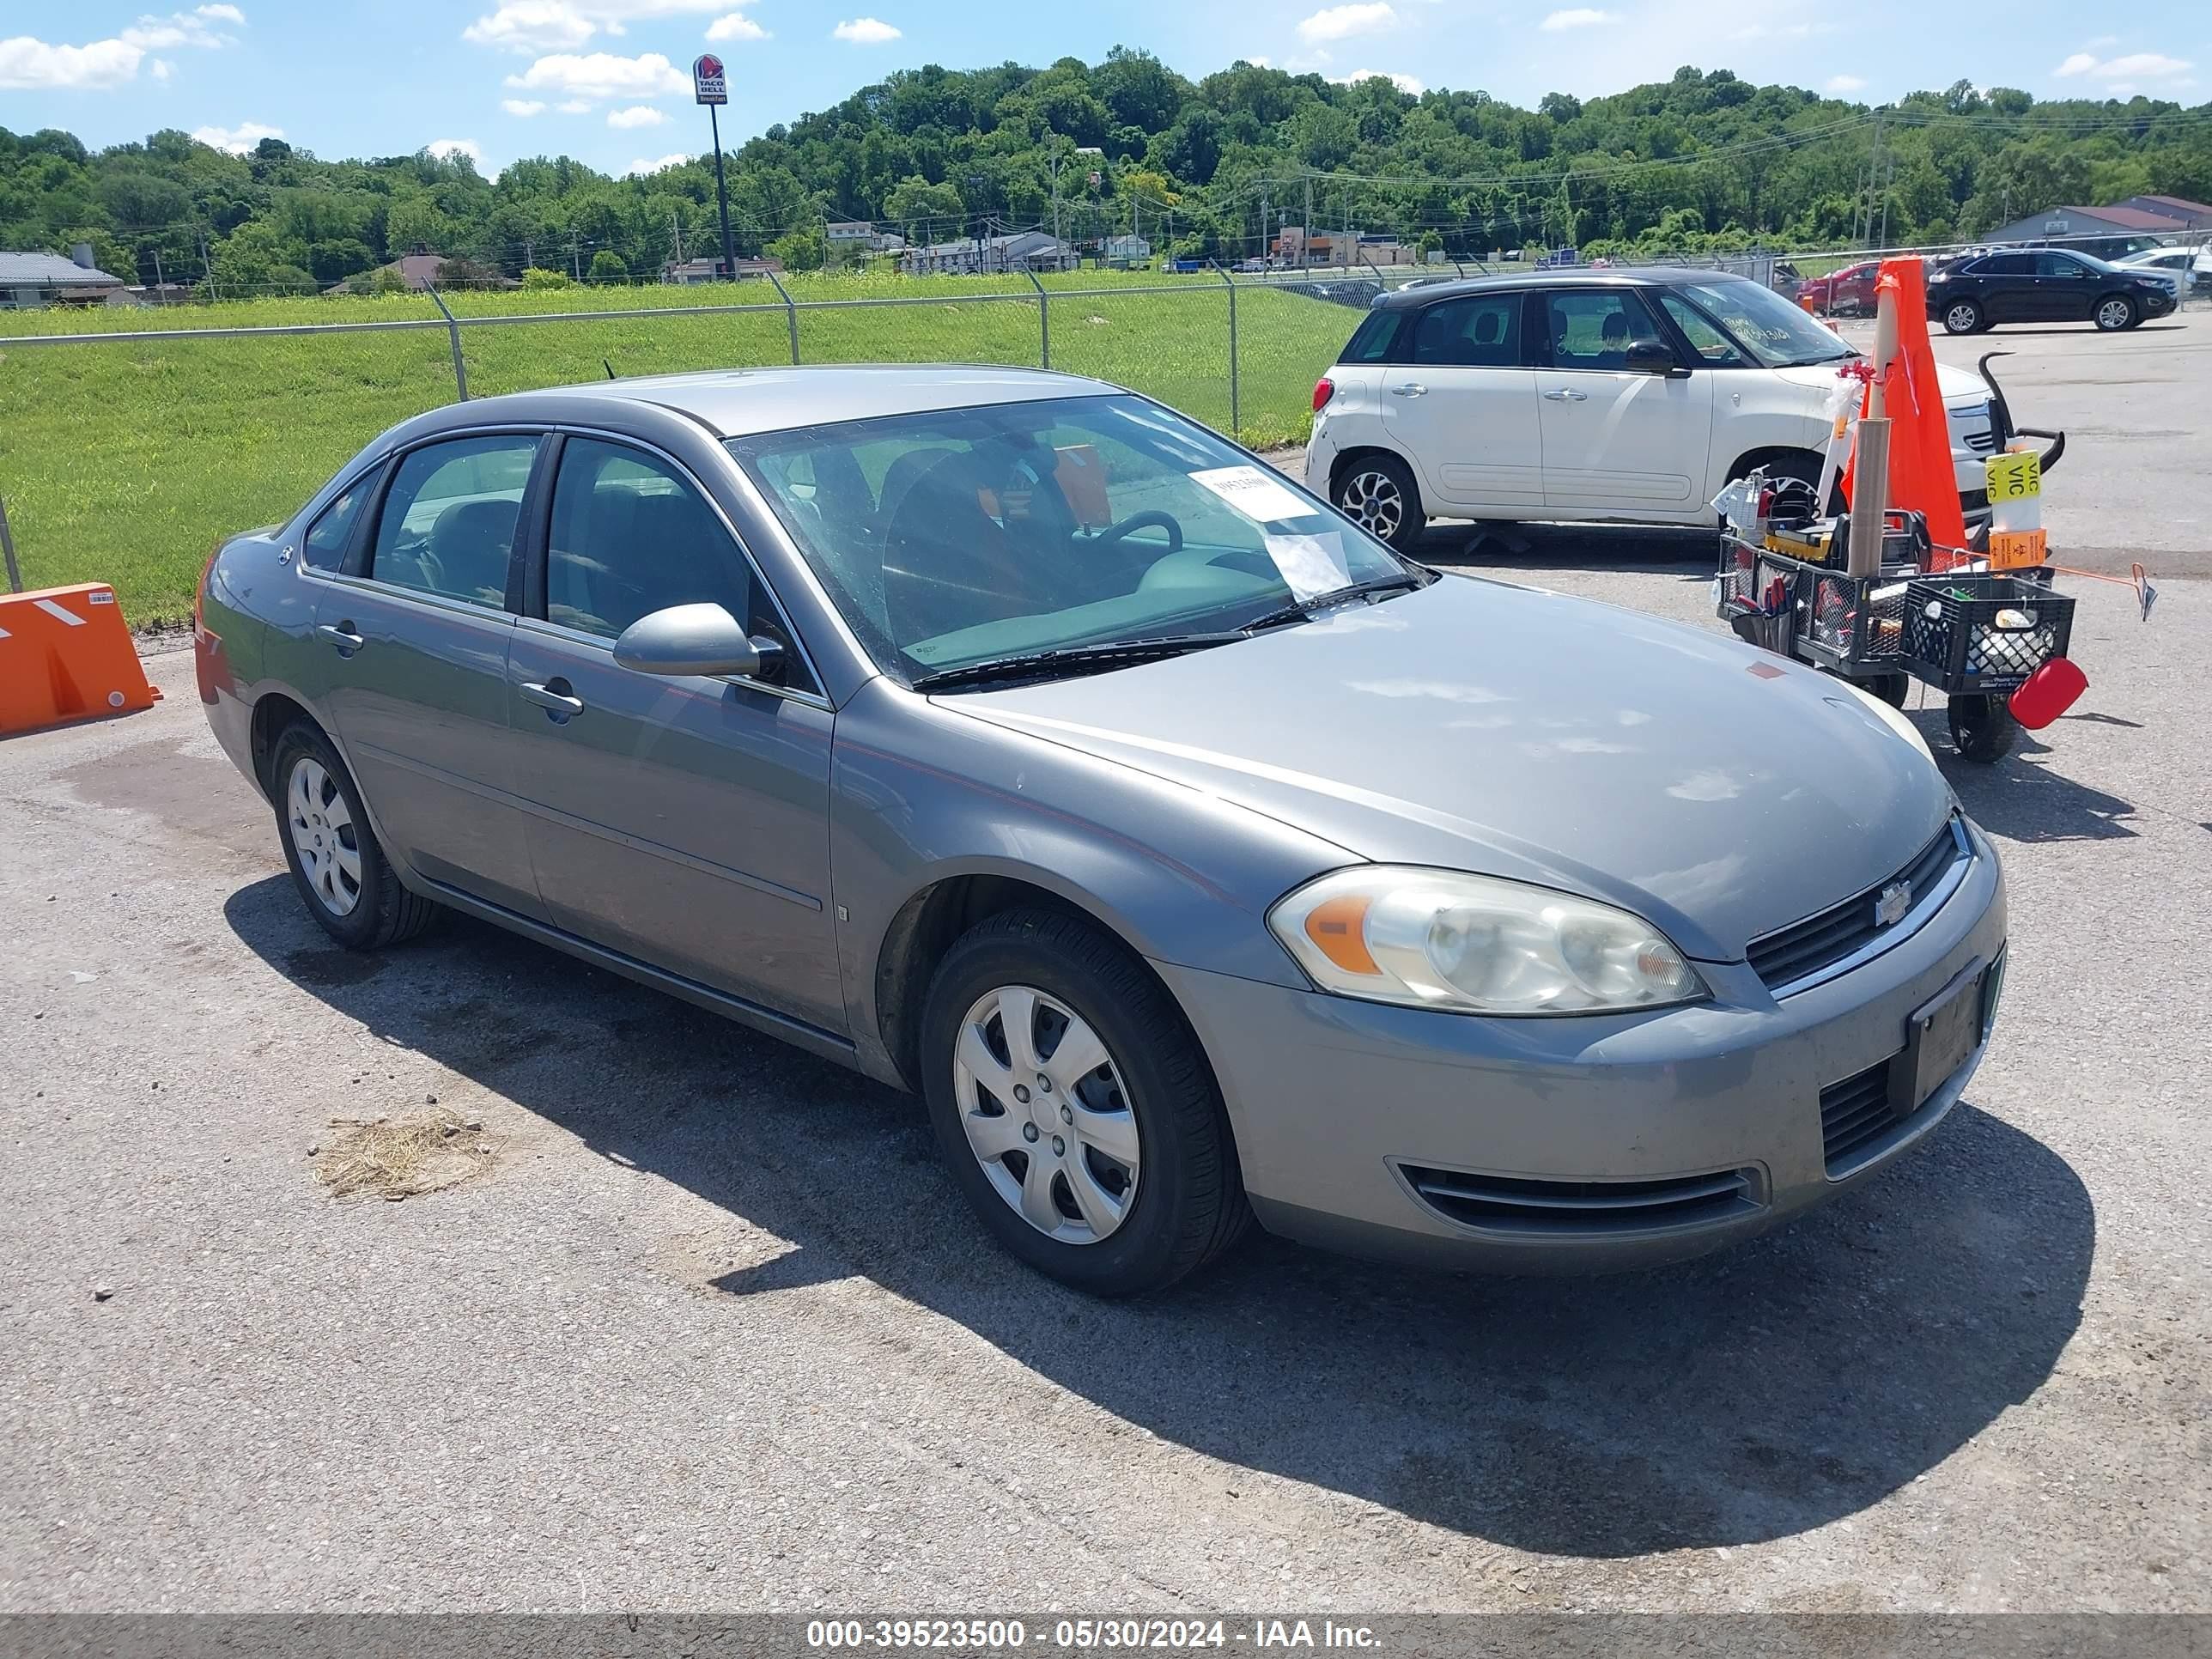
xmin=1333 ymin=452 xmax=1425 ymax=554
xmin=1942 ymin=298 xmax=1984 ymax=335
xmin=2094 ymin=294 xmax=2136 ymax=332
xmin=1871 ymin=672 xmax=1911 ymax=708
xmin=1947 ymin=694 xmax=2018 ymax=763
xmin=1732 ymin=449 xmax=1842 ymax=517
xmin=919 ymin=908 xmax=1251 ymax=1296
xmin=270 ymin=722 xmax=438 ymax=950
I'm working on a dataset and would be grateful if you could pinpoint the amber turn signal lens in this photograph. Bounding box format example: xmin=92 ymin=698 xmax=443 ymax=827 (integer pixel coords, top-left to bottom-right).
xmin=1304 ymin=893 xmax=1379 ymax=975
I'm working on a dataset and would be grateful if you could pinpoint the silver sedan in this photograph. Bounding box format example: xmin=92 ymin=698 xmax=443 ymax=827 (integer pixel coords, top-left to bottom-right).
xmin=196 ymin=366 xmax=2007 ymax=1294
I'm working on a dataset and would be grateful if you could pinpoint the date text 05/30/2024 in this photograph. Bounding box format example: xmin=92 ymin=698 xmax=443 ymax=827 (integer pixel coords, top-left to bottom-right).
xmin=805 ymin=1620 xmax=1382 ymax=1650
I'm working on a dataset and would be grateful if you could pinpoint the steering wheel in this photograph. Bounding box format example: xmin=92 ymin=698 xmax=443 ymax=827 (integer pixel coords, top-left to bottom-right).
xmin=1094 ymin=510 xmax=1184 ymax=553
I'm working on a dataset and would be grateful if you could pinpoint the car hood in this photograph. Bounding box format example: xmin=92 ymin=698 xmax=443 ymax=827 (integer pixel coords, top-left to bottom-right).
xmin=938 ymin=577 xmax=1954 ymax=963
xmin=1771 ymin=359 xmax=1989 ymax=409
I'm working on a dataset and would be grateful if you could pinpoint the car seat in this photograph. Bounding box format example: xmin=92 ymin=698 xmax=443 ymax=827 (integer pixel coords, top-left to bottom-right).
xmin=426 ymin=498 xmax=519 ymax=605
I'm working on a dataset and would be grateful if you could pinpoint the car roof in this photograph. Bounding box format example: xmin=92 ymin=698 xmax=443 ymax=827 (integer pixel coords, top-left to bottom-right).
xmin=1371 ymin=265 xmax=1760 ymax=310
xmin=417 ymin=363 xmax=1118 ymax=441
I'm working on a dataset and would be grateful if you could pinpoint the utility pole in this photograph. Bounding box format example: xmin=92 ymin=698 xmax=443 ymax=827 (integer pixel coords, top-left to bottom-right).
xmin=1303 ymin=173 xmax=1313 ymax=273
xmin=1260 ymin=190 xmax=1269 ymax=266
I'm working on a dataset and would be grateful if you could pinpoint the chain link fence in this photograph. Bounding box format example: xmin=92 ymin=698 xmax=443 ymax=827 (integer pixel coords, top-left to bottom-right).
xmin=0 ymin=271 xmax=1359 ymax=621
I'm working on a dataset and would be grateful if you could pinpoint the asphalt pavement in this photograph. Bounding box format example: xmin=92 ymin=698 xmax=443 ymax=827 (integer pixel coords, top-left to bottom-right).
xmin=3 ymin=325 xmax=2209 ymax=1614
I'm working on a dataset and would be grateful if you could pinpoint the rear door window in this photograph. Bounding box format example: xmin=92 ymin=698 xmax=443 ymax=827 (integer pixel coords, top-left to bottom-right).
xmin=1976 ymin=253 xmax=2034 ymax=276
xmin=302 ymin=471 xmax=376 ymax=572
xmin=369 ymin=435 xmax=539 ymax=608
xmin=1410 ymin=294 xmax=1522 ymax=366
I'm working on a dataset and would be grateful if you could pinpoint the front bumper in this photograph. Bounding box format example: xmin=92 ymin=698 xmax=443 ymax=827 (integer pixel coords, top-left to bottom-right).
xmin=1160 ymin=821 xmax=2007 ymax=1273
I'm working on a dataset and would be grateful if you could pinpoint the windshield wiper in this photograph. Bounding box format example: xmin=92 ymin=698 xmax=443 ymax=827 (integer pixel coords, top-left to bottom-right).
xmin=1235 ymin=570 xmax=1431 ymax=634
xmin=908 ymin=632 xmax=1247 ymax=692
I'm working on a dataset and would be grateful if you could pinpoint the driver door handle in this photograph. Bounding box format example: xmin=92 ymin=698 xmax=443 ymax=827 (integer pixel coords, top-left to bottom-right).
xmin=316 ymin=622 xmax=364 ymax=652
xmin=1389 ymin=382 xmax=1428 ymax=398
xmin=1543 ymin=388 xmax=1589 ymax=402
xmin=519 ymin=679 xmax=585 ymax=719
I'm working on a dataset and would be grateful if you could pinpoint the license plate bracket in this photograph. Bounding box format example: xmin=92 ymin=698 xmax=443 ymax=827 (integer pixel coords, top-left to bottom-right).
xmin=1888 ymin=959 xmax=1986 ymax=1115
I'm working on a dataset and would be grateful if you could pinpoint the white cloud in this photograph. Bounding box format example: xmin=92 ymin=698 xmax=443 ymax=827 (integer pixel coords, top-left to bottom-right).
xmin=1334 ymin=69 xmax=1423 ymax=94
xmin=2055 ymin=48 xmax=2192 ymax=82
xmin=606 ymin=103 xmax=666 ymax=127
xmin=428 ymin=138 xmax=486 ymax=167
xmin=191 ymin=119 xmax=283 ymax=154
xmin=1296 ymin=2 xmax=1396 ymax=43
xmin=1 ymin=5 xmax=243 ymax=90
xmin=464 ymin=0 xmax=599 ymax=52
xmin=706 ymin=10 xmax=768 ymax=40
xmin=149 ymin=58 xmax=174 ymax=79
xmin=1242 ymin=55 xmax=1272 ymax=68
xmin=503 ymin=50 xmax=689 ymax=100
xmin=501 ymin=97 xmax=546 ymax=114
xmin=831 ymin=16 xmax=901 ymax=43
xmin=1825 ymin=73 xmax=1866 ymax=93
xmin=1540 ymin=8 xmax=1612 ymax=27
xmin=625 ymin=152 xmax=694 ymax=174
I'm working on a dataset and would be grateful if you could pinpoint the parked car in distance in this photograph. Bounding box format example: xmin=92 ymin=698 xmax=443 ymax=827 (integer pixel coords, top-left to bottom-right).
xmin=1796 ymin=259 xmax=1878 ymax=315
xmin=197 ymin=364 xmax=2008 ymax=1294
xmin=2114 ymin=245 xmax=2212 ymax=297
xmin=1307 ymin=268 xmax=2002 ymax=550
xmin=1925 ymin=247 xmax=2179 ymax=334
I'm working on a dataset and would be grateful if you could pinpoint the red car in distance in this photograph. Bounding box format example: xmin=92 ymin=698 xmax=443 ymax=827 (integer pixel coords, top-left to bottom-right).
xmin=1796 ymin=259 xmax=1879 ymax=315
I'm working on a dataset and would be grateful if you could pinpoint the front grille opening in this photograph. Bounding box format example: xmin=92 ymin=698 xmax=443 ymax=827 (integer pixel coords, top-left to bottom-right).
xmin=1749 ymin=819 xmax=1965 ymax=992
xmin=1820 ymin=1058 xmax=1901 ymax=1172
xmin=1401 ymin=1164 xmax=1762 ymax=1237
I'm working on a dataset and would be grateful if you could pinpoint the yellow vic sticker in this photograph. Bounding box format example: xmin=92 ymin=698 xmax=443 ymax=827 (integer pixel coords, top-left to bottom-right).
xmin=1986 ymin=451 xmax=2042 ymax=501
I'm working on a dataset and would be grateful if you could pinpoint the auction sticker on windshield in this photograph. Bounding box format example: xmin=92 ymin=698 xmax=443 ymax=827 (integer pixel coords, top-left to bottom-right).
xmin=1189 ymin=465 xmax=1314 ymax=526
xmin=1188 ymin=465 xmax=1352 ymax=600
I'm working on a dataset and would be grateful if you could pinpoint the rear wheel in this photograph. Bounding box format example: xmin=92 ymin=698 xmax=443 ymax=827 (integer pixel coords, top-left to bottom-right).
xmin=1947 ymin=694 xmax=2018 ymax=763
xmin=270 ymin=723 xmax=438 ymax=950
xmin=1942 ymin=298 xmax=1984 ymax=335
xmin=1333 ymin=453 xmax=1424 ymax=553
xmin=1870 ymin=672 xmax=1911 ymax=708
xmin=2094 ymin=295 xmax=2136 ymax=331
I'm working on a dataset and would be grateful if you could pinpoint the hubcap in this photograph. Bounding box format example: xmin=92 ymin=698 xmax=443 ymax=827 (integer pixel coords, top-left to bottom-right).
xmin=2098 ymin=299 xmax=2130 ymax=329
xmin=951 ymin=985 xmax=1139 ymax=1245
xmin=287 ymin=756 xmax=362 ymax=918
xmin=1947 ymin=304 xmax=1977 ymax=331
xmin=1339 ymin=469 xmax=1404 ymax=540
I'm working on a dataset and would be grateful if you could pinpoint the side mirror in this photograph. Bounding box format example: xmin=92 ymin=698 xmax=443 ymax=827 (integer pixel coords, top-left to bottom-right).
xmin=612 ymin=602 xmax=784 ymax=682
xmin=1626 ymin=341 xmax=1689 ymax=378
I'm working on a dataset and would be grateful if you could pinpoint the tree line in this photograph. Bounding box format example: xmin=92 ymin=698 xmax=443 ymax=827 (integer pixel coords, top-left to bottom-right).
xmin=3 ymin=50 xmax=2208 ymax=294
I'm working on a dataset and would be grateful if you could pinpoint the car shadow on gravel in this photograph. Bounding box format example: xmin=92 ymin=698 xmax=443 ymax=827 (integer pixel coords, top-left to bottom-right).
xmin=227 ymin=872 xmax=2094 ymax=1562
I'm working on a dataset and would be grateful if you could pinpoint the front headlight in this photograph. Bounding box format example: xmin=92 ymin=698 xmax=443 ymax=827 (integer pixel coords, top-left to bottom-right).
xmin=1268 ymin=867 xmax=1705 ymax=1016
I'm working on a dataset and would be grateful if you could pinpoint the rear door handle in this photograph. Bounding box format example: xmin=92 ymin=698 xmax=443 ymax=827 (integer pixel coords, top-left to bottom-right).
xmin=1542 ymin=388 xmax=1589 ymax=403
xmin=316 ymin=622 xmax=364 ymax=652
xmin=519 ymin=679 xmax=585 ymax=720
xmin=1388 ymin=383 xmax=1428 ymax=398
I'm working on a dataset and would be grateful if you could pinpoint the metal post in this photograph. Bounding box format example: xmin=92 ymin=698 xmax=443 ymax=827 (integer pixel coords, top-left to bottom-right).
xmin=1022 ymin=266 xmax=1050 ymax=369
xmin=1214 ymin=262 xmax=1239 ymax=441
xmin=763 ymin=265 xmax=800 ymax=364
xmin=709 ymin=103 xmax=738 ymax=283
xmin=424 ymin=283 xmax=469 ymax=401
xmin=0 ymin=494 xmax=22 ymax=593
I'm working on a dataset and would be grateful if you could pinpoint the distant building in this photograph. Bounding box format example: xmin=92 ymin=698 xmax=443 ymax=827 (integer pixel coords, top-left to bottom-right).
xmin=899 ymin=230 xmax=1076 ymax=276
xmin=0 ymin=245 xmax=125 ymax=309
xmin=1981 ymin=201 xmax=2209 ymax=248
xmin=824 ymin=220 xmax=902 ymax=255
xmin=659 ymin=256 xmax=783 ymax=284
xmin=1103 ymin=234 xmax=1152 ymax=268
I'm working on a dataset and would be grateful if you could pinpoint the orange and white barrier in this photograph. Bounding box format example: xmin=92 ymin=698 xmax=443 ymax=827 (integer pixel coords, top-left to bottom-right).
xmin=0 ymin=582 xmax=162 ymax=737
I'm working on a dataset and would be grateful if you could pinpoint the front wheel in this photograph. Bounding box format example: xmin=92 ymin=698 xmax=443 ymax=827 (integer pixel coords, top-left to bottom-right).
xmin=1942 ymin=299 xmax=1984 ymax=336
xmin=1333 ymin=453 xmax=1425 ymax=553
xmin=2094 ymin=295 xmax=2136 ymax=331
xmin=1948 ymin=694 xmax=2019 ymax=763
xmin=919 ymin=908 xmax=1250 ymax=1296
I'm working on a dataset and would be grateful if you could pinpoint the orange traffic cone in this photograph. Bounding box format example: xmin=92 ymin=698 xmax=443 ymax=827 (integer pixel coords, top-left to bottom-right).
xmin=0 ymin=582 xmax=162 ymax=737
xmin=1842 ymin=257 xmax=1968 ymax=560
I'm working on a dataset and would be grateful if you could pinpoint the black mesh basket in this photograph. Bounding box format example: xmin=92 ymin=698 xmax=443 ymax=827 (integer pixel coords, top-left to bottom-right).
xmin=1901 ymin=573 xmax=2075 ymax=694
xmin=1801 ymin=567 xmax=1915 ymax=668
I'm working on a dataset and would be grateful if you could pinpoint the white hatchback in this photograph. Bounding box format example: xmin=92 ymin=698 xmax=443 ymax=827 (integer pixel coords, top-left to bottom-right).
xmin=1305 ymin=269 xmax=1998 ymax=550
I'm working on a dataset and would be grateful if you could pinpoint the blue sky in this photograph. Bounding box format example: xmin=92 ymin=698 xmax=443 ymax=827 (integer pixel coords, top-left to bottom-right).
xmin=3 ymin=0 xmax=2203 ymax=177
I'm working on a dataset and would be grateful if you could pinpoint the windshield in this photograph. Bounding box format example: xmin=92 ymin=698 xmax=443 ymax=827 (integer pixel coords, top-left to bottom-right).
xmin=1679 ymin=278 xmax=1854 ymax=368
xmin=731 ymin=395 xmax=1410 ymax=685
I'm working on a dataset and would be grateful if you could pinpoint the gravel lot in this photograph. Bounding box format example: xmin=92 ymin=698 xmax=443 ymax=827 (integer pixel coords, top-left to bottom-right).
xmin=3 ymin=319 xmax=2208 ymax=1614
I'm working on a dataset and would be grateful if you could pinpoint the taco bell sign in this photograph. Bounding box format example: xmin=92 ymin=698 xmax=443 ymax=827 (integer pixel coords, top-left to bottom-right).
xmin=693 ymin=53 xmax=728 ymax=105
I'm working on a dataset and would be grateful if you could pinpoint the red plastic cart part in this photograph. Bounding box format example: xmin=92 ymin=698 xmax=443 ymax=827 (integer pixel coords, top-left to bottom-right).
xmin=2009 ymin=656 xmax=2087 ymax=731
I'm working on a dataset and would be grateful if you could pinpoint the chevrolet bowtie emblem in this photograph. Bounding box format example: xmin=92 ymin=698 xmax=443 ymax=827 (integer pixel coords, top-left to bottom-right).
xmin=1875 ymin=881 xmax=1912 ymax=928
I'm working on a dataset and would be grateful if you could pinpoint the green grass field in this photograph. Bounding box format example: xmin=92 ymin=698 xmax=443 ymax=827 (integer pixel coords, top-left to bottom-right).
xmin=0 ymin=271 xmax=1357 ymax=626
